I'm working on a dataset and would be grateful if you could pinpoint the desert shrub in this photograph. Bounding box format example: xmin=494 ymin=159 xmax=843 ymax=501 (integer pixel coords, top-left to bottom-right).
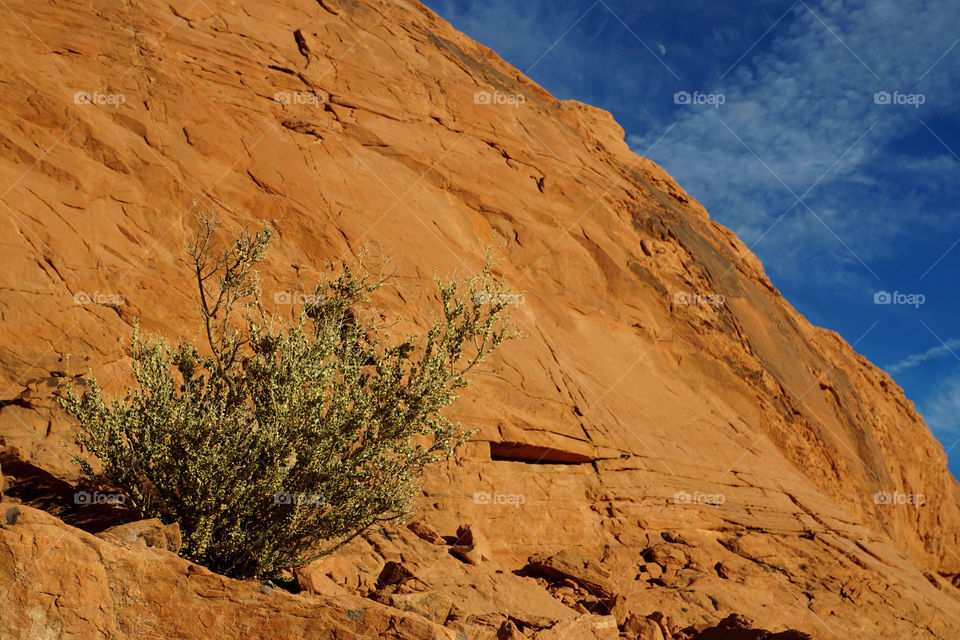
xmin=60 ymin=216 xmax=515 ymax=579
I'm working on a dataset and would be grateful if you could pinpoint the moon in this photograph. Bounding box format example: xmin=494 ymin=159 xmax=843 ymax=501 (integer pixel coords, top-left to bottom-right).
xmin=657 ymin=44 xmax=666 ymax=56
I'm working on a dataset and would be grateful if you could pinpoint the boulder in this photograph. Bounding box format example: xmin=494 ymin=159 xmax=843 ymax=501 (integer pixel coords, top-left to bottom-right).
xmin=647 ymin=611 xmax=675 ymax=638
xmin=408 ymin=520 xmax=445 ymax=545
xmin=645 ymin=562 xmax=664 ymax=580
xmin=295 ymin=546 xmax=379 ymax=595
xmin=496 ymin=620 xmax=525 ymax=640
xmin=646 ymin=543 xmax=688 ymax=573
xmin=456 ymin=525 xmax=492 ymax=556
xmin=526 ymin=550 xmax=615 ymax=599
xmin=376 ymin=560 xmax=421 ymax=589
xmin=96 ymin=519 xmax=182 ymax=553
xmin=369 ymin=591 xmax=453 ymax=625
xmin=451 ymin=524 xmax=493 ymax=565
xmin=293 ymin=564 xmax=352 ymax=597
xmin=623 ymin=614 xmax=665 ymax=640
xmin=533 ymin=614 xmax=619 ymax=640
xmin=684 ymin=613 xmax=814 ymax=640
xmin=450 ymin=545 xmax=483 ymax=566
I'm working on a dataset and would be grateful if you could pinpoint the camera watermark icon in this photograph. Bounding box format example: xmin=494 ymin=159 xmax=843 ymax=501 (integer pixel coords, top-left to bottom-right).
xmin=74 ymin=491 xmax=126 ymax=506
xmin=873 ymin=291 xmax=925 ymax=308
xmin=673 ymin=291 xmax=725 ymax=307
xmin=474 ymin=90 xmax=525 ymax=107
xmin=473 ymin=292 xmax=525 ymax=306
xmin=673 ymin=490 xmax=725 ymax=506
xmin=874 ymin=490 xmax=925 ymax=506
xmin=273 ymin=291 xmax=326 ymax=305
xmin=873 ymin=91 xmax=925 ymax=108
xmin=273 ymin=91 xmax=325 ymax=105
xmin=273 ymin=491 xmax=326 ymax=506
xmin=74 ymin=291 xmax=125 ymax=306
xmin=74 ymin=91 xmax=126 ymax=106
xmin=673 ymin=91 xmax=725 ymax=108
xmin=473 ymin=490 xmax=525 ymax=508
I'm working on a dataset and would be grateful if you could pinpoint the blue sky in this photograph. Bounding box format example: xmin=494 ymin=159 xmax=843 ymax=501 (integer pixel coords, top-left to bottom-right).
xmin=422 ymin=0 xmax=960 ymax=477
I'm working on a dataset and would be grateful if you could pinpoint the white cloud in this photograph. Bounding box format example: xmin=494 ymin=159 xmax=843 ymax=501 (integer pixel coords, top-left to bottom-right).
xmin=920 ymin=368 xmax=960 ymax=438
xmin=630 ymin=0 xmax=960 ymax=286
xmin=886 ymin=339 xmax=960 ymax=374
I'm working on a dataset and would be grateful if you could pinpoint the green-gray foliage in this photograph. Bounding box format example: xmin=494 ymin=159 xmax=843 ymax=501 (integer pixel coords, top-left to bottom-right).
xmin=60 ymin=216 xmax=515 ymax=580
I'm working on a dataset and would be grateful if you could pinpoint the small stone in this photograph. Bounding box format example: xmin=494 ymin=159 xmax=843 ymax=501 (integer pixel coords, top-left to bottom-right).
xmin=647 ymin=611 xmax=674 ymax=639
xmin=453 ymin=524 xmax=492 ymax=564
xmin=717 ymin=613 xmax=753 ymax=629
xmin=496 ymin=619 xmax=524 ymax=640
xmin=644 ymin=562 xmax=663 ymax=580
xmin=623 ymin=614 xmax=664 ymax=640
xmin=450 ymin=545 xmax=481 ymax=566
xmin=376 ymin=561 xmax=416 ymax=589
xmin=407 ymin=520 xmax=444 ymax=545
xmin=646 ymin=543 xmax=688 ymax=572
xmin=609 ymin=594 xmax=630 ymax=627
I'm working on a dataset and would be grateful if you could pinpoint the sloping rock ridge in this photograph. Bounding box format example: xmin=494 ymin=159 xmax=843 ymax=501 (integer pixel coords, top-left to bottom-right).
xmin=0 ymin=0 xmax=958 ymax=638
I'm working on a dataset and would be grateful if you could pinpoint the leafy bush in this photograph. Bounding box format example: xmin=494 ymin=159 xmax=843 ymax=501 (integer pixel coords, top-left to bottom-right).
xmin=61 ymin=216 xmax=515 ymax=579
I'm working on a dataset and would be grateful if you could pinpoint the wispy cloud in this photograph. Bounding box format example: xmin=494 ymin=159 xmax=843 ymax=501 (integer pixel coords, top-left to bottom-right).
xmin=920 ymin=368 xmax=960 ymax=438
xmin=886 ymin=339 xmax=960 ymax=374
xmin=629 ymin=0 xmax=960 ymax=287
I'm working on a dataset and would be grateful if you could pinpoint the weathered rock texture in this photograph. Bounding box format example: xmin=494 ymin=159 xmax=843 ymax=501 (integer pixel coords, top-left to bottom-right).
xmin=0 ymin=506 xmax=461 ymax=640
xmin=0 ymin=0 xmax=958 ymax=638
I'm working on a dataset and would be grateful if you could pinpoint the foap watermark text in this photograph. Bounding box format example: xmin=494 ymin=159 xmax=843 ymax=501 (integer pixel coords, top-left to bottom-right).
xmin=474 ymin=90 xmax=525 ymax=107
xmin=673 ymin=490 xmax=726 ymax=506
xmin=473 ymin=292 xmax=525 ymax=306
xmin=474 ymin=491 xmax=525 ymax=508
xmin=274 ymin=291 xmax=326 ymax=305
xmin=674 ymin=291 xmax=725 ymax=307
xmin=674 ymin=91 xmax=725 ymax=108
xmin=874 ymin=291 xmax=925 ymax=308
xmin=874 ymin=491 xmax=925 ymax=506
xmin=74 ymin=291 xmax=125 ymax=306
xmin=74 ymin=491 xmax=126 ymax=506
xmin=874 ymin=91 xmax=925 ymax=108
xmin=273 ymin=491 xmax=326 ymax=506
xmin=74 ymin=91 xmax=126 ymax=106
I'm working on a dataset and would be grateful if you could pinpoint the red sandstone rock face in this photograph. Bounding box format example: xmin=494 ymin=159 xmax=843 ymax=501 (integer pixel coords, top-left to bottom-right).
xmin=0 ymin=0 xmax=958 ymax=638
xmin=0 ymin=506 xmax=461 ymax=640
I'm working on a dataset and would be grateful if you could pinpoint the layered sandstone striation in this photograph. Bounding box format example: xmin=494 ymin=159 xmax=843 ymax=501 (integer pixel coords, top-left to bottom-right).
xmin=0 ymin=0 xmax=958 ymax=638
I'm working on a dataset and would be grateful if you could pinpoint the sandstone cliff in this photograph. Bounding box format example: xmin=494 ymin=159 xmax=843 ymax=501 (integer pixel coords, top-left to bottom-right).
xmin=1 ymin=0 xmax=958 ymax=638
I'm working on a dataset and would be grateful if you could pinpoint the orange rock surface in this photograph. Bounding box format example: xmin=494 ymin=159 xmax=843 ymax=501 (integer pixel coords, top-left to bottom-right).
xmin=0 ymin=0 xmax=958 ymax=638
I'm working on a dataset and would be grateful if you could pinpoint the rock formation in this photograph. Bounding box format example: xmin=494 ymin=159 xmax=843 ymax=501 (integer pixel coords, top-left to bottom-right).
xmin=0 ymin=0 xmax=958 ymax=637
